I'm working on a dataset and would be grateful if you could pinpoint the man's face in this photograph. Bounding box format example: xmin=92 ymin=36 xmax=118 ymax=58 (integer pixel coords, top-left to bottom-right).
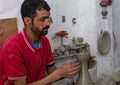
xmin=30 ymin=9 xmax=51 ymax=36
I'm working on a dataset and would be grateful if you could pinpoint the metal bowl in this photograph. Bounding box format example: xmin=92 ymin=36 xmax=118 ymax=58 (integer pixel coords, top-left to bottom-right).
xmin=98 ymin=31 xmax=111 ymax=55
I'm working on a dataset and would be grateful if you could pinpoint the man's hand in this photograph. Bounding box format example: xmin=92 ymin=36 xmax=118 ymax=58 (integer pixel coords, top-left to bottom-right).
xmin=58 ymin=62 xmax=80 ymax=78
xmin=57 ymin=56 xmax=96 ymax=79
xmin=88 ymin=56 xmax=97 ymax=69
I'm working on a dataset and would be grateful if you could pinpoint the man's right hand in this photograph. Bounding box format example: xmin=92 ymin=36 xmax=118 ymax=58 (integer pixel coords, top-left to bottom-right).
xmin=58 ymin=62 xmax=80 ymax=78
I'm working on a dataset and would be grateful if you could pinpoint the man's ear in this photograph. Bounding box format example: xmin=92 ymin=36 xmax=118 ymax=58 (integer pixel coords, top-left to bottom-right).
xmin=24 ymin=17 xmax=32 ymax=25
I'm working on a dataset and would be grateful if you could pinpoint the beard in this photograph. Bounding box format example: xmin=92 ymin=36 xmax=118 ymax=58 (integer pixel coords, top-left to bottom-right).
xmin=41 ymin=26 xmax=49 ymax=35
xmin=31 ymin=26 xmax=50 ymax=36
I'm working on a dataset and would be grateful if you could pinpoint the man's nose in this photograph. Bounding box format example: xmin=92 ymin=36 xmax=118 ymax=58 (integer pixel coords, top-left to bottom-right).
xmin=45 ymin=18 xmax=51 ymax=26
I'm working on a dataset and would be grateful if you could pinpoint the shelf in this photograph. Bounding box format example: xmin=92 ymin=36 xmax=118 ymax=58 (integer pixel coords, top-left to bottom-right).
xmin=54 ymin=54 xmax=77 ymax=60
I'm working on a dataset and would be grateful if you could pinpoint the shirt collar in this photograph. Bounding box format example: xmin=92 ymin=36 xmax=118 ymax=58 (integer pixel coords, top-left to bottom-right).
xmin=21 ymin=29 xmax=42 ymax=52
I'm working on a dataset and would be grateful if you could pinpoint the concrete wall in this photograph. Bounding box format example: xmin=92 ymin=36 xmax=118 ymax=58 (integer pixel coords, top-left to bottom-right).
xmin=112 ymin=0 xmax=120 ymax=69
xmin=47 ymin=0 xmax=97 ymax=54
xmin=96 ymin=0 xmax=114 ymax=75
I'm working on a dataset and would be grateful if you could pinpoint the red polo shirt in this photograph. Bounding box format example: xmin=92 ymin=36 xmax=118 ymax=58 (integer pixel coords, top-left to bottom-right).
xmin=0 ymin=30 xmax=54 ymax=85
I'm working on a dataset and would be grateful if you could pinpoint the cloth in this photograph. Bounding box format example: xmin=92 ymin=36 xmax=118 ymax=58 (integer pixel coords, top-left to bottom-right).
xmin=0 ymin=48 xmax=7 ymax=85
xmin=0 ymin=29 xmax=54 ymax=85
xmin=31 ymin=41 xmax=40 ymax=48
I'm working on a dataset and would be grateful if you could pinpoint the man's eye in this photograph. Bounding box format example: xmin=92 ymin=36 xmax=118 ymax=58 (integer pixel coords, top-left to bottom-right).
xmin=40 ymin=18 xmax=45 ymax=22
xmin=39 ymin=17 xmax=50 ymax=22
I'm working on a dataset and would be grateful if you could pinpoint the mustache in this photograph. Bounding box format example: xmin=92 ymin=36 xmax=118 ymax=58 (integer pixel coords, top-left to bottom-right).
xmin=43 ymin=26 xmax=50 ymax=30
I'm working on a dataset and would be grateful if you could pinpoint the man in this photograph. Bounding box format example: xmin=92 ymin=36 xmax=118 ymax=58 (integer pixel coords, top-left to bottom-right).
xmin=0 ymin=0 xmax=96 ymax=85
